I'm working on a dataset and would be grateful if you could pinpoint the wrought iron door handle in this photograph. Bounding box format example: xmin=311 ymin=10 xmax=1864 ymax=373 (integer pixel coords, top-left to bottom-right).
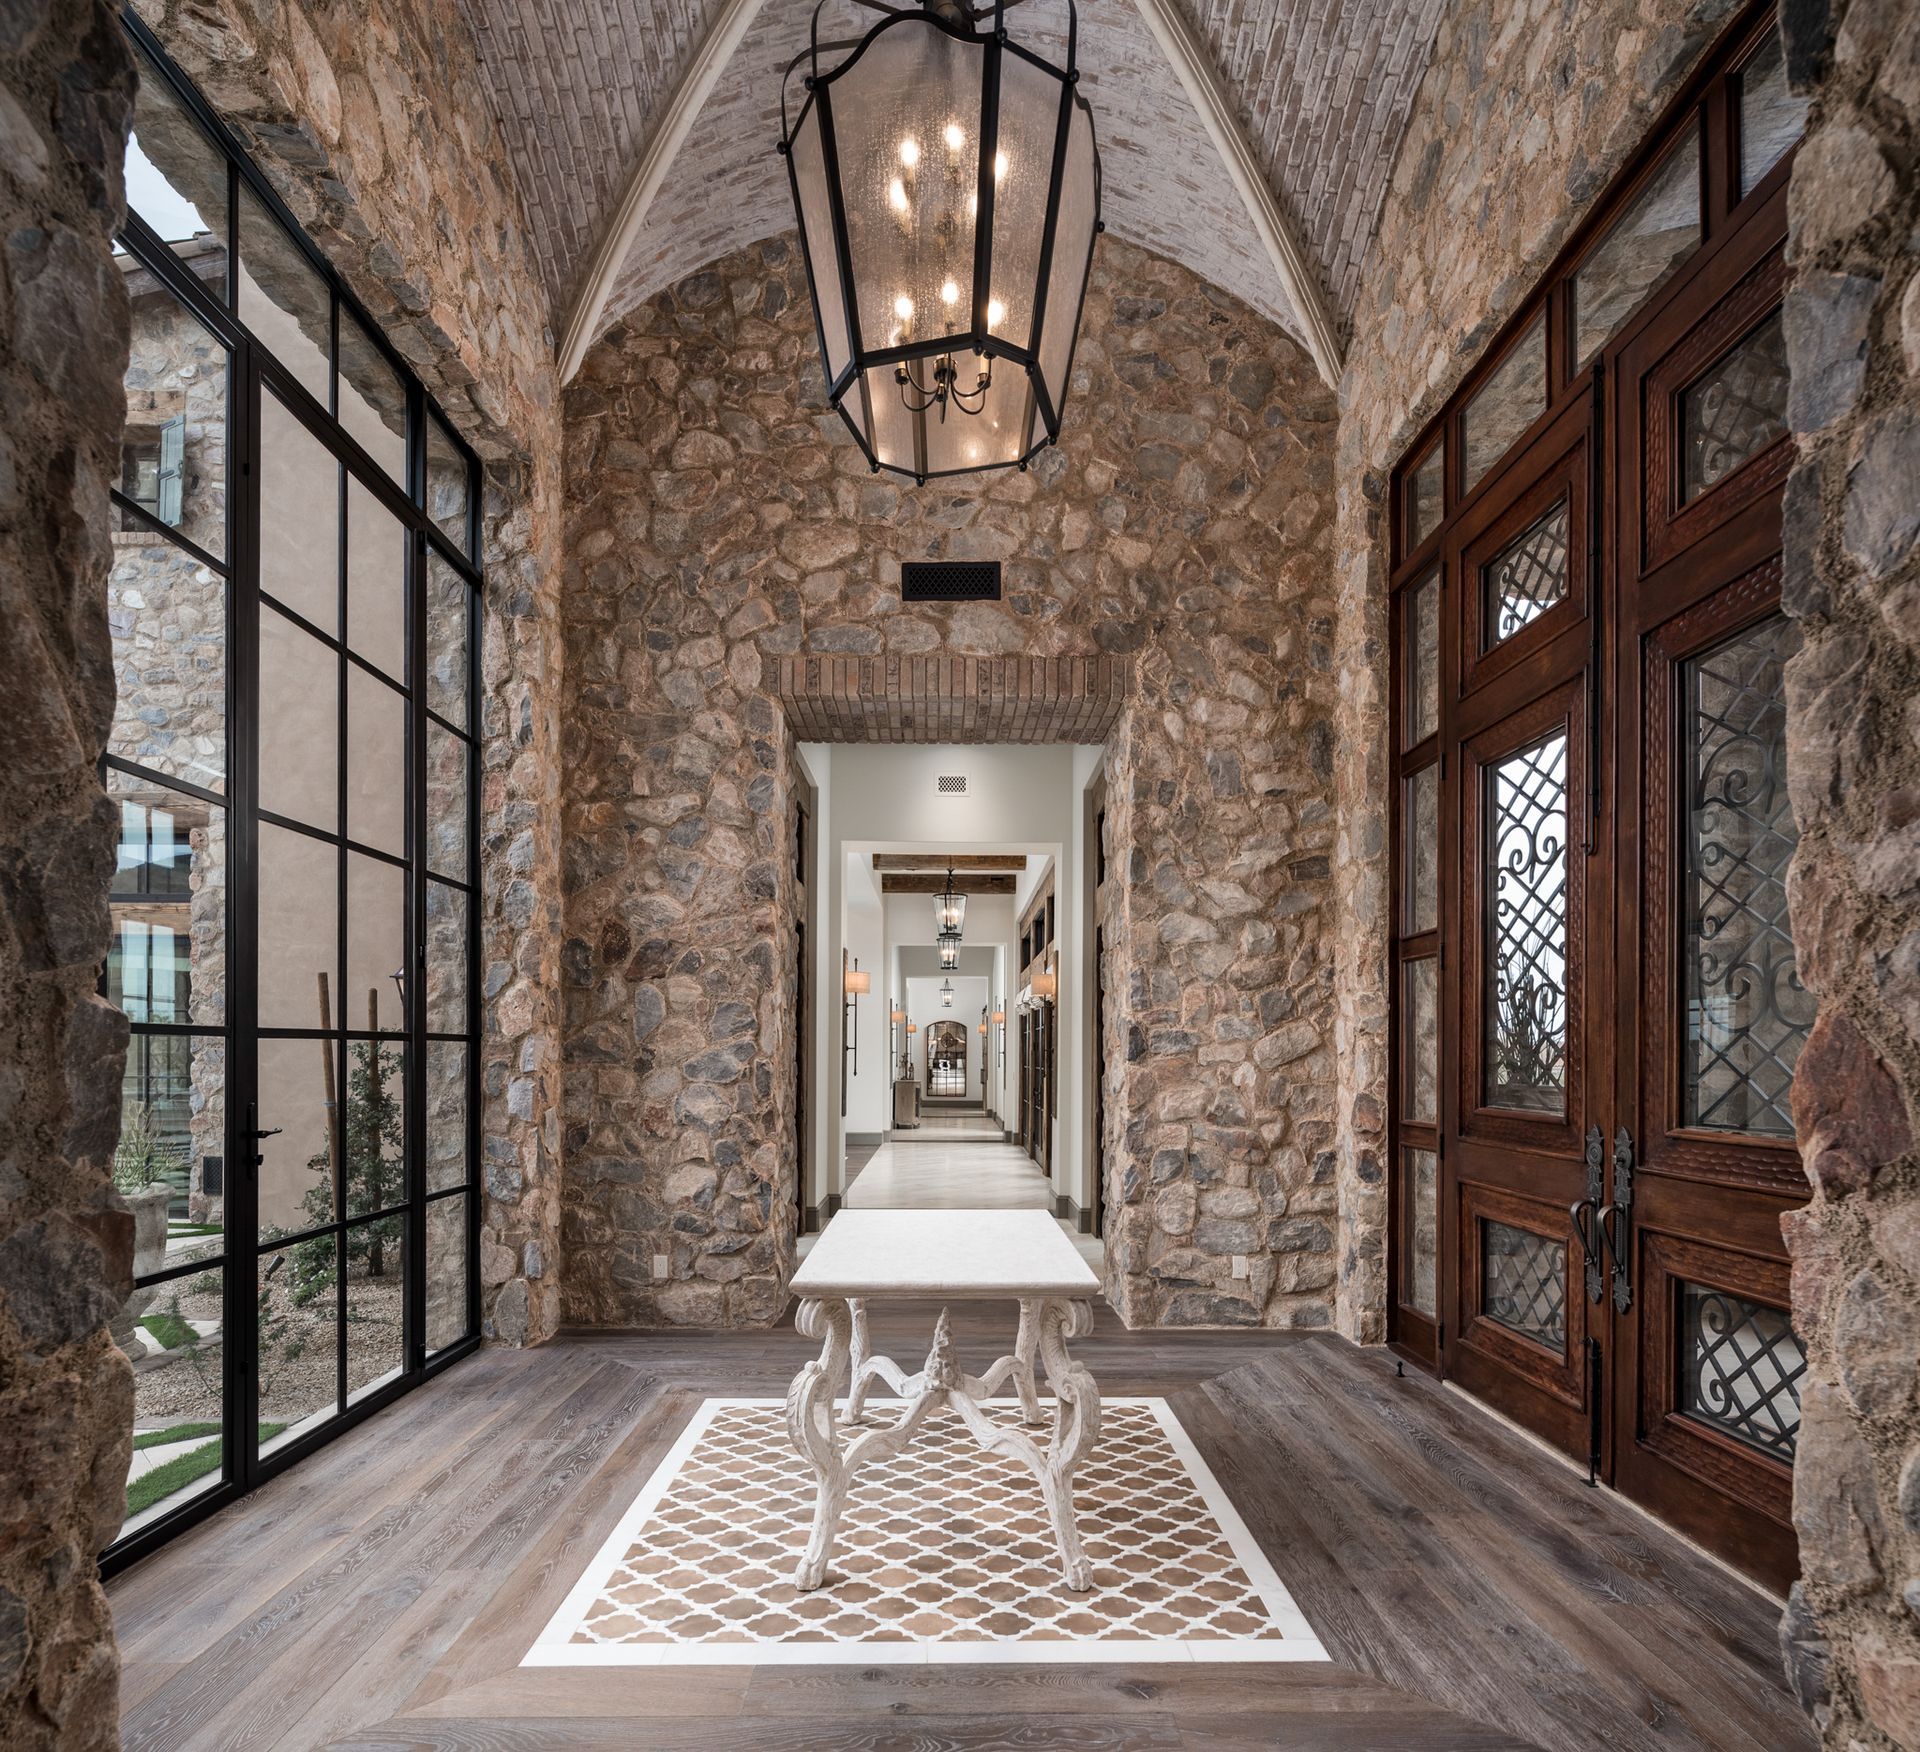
xmin=1569 ymin=1197 xmax=1604 ymax=1305
xmin=1606 ymin=1126 xmax=1635 ymax=1314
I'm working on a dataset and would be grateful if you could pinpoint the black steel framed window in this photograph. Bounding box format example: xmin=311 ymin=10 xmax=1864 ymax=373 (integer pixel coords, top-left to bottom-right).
xmin=101 ymin=11 xmax=482 ymax=1572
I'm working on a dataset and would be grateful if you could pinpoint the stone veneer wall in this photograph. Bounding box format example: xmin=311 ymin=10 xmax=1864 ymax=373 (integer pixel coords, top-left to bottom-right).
xmin=562 ymin=233 xmax=1340 ymax=1329
xmin=134 ymin=0 xmax=569 ymax=1345
xmin=0 ymin=5 xmax=138 ymax=1745
xmin=1327 ymin=0 xmax=1733 ymax=1341
xmin=1774 ymin=2 xmax=1920 ymax=1743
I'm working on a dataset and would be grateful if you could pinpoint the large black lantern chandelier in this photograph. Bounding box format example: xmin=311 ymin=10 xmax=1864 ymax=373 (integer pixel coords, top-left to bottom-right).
xmin=779 ymin=0 xmax=1102 ymax=481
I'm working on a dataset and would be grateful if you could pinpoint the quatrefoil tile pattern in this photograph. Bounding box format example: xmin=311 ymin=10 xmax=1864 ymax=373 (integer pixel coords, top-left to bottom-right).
xmin=528 ymin=1398 xmax=1326 ymax=1664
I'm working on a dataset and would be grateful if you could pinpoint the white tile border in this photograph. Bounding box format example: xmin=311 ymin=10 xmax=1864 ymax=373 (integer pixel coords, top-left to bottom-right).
xmin=524 ymin=1397 xmax=1329 ymax=1668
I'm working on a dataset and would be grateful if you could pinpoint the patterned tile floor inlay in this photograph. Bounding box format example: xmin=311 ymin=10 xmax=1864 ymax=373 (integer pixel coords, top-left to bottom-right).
xmin=526 ymin=1398 xmax=1327 ymax=1665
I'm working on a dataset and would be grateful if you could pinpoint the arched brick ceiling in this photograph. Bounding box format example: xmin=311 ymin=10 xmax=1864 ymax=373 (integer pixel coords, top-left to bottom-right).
xmin=458 ymin=0 xmax=1445 ymax=352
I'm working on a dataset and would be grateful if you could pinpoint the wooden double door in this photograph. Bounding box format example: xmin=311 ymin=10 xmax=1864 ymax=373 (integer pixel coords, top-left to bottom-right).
xmin=1406 ymin=170 xmax=1809 ymax=1588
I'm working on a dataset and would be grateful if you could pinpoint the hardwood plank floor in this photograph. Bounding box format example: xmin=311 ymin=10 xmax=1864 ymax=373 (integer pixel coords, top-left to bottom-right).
xmin=108 ymin=1311 xmax=1809 ymax=1751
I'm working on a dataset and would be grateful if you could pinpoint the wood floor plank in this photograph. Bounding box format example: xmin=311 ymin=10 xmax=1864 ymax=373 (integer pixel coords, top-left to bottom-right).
xmin=109 ymin=1321 xmax=1810 ymax=1752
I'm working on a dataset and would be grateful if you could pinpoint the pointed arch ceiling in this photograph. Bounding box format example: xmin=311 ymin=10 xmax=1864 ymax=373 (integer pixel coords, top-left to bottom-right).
xmin=458 ymin=0 xmax=1446 ymax=379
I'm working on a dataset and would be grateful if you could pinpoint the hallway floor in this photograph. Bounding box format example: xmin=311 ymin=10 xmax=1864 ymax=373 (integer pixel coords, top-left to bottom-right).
xmin=108 ymin=1314 xmax=1809 ymax=1751
xmin=844 ymin=1115 xmax=1102 ymax=1266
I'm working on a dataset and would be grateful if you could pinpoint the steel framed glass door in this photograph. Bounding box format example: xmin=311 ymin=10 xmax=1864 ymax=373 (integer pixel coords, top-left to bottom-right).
xmin=103 ymin=15 xmax=482 ymax=1571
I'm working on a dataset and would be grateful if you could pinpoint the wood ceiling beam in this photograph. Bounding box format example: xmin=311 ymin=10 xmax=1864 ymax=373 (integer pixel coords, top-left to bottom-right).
xmin=1128 ymin=0 xmax=1344 ymax=391
xmin=871 ymin=854 xmax=1028 ymax=871
xmin=557 ymin=0 xmax=766 ymax=383
xmin=880 ymin=874 xmax=1017 ymax=895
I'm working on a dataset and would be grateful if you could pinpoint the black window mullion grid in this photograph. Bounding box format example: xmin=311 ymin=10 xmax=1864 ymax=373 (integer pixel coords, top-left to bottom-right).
xmin=103 ymin=12 xmax=488 ymax=1575
xmin=332 ymin=398 xmax=350 ymax=1422
xmin=407 ymin=512 xmax=427 ymax=1374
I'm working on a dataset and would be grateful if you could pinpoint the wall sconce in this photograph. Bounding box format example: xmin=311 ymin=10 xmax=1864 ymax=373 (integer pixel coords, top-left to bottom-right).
xmin=842 ymin=951 xmax=869 ymax=1092
xmin=1031 ymin=968 xmax=1058 ymax=1002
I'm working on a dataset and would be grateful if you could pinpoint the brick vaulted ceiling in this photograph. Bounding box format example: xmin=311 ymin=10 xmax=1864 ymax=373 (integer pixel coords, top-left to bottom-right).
xmin=458 ymin=0 xmax=1446 ymax=366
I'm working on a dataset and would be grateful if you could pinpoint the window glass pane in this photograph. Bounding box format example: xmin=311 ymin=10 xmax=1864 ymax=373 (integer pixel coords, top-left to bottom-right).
xmin=238 ymin=183 xmax=330 ymax=406
xmin=1481 ymin=1220 xmax=1566 ymax=1351
xmin=1409 ymin=445 xmax=1443 ymax=547
xmin=120 ymin=1276 xmax=226 ymax=1535
xmin=346 ymin=853 xmax=406 ymax=1037
xmin=121 ymin=39 xmax=228 ymax=266
xmin=425 ymin=1043 xmax=468 ymax=1191
xmin=1485 ymin=732 xmax=1568 ymax=1113
xmin=1573 ymin=128 xmax=1700 ymax=369
xmin=336 ymin=312 xmax=407 ymax=484
xmin=1406 ymin=764 xmax=1438 ymax=936
xmin=425 ymin=550 xmax=469 ymax=731
xmin=1402 ymin=1148 xmax=1437 ymax=1318
xmin=1483 ymin=497 xmax=1570 ymax=649
xmin=1681 ymin=309 xmax=1788 ymax=503
xmin=346 ymin=471 xmax=406 ymax=679
xmin=426 ymin=881 xmax=468 ymax=1035
xmin=1461 ymin=317 xmax=1546 ymax=494
xmin=1402 ymin=957 xmax=1437 ymax=1126
xmin=426 ymin=1195 xmax=469 ymax=1351
xmin=427 ymin=720 xmax=468 ymax=882
xmin=257 ymin=822 xmax=337 ymax=1033
xmin=1739 ymin=31 xmax=1808 ymax=196
xmin=347 ymin=665 xmax=406 ymax=858
xmin=109 ymin=773 xmax=223 ymax=1028
xmin=109 ymin=533 xmax=227 ymax=795
xmin=115 ymin=1029 xmax=225 ymax=1265
xmin=1683 ymin=615 xmax=1813 ymax=1133
xmin=259 ymin=604 xmax=337 ymax=831
xmin=120 ymin=279 xmax=229 ymax=557
xmin=1404 ymin=571 xmax=1438 ymax=746
xmin=346 ymin=1216 xmax=406 ymax=1405
xmin=256 ymin=1034 xmax=340 ymax=1239
xmin=425 ymin=416 xmax=470 ymax=557
xmin=259 ymin=390 xmax=338 ymax=631
xmin=339 ymin=1041 xmax=406 ymax=1220
xmin=257 ymin=1236 xmax=340 ymax=1452
xmin=1680 ymin=1284 xmax=1805 ymax=1460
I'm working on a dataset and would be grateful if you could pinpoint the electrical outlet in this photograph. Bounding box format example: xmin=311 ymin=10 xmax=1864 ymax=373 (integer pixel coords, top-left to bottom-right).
xmin=1232 ymin=1255 xmax=1249 ymax=1280
xmin=652 ymin=1253 xmax=669 ymax=1281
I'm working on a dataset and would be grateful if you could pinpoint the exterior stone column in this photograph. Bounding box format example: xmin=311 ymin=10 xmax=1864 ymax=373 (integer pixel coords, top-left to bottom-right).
xmin=0 ymin=6 xmax=138 ymax=1745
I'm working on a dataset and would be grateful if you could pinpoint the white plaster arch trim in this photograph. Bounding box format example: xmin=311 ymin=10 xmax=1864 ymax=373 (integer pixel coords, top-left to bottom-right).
xmin=559 ymin=0 xmax=770 ymax=382
xmin=1126 ymin=0 xmax=1341 ymax=389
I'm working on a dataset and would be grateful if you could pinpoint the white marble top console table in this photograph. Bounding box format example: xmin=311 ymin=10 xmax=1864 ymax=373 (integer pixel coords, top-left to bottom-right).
xmin=785 ymin=1209 xmax=1103 ymax=1591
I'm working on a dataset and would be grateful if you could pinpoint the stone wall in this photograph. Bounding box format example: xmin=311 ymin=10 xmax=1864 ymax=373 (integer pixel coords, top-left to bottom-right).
xmin=1327 ymin=0 xmax=1732 ymax=1341
xmin=1775 ymin=2 xmax=1920 ymax=1742
xmin=562 ymin=233 xmax=1340 ymax=1329
xmin=136 ymin=0 xmax=569 ymax=1345
xmin=0 ymin=4 xmax=137 ymax=1746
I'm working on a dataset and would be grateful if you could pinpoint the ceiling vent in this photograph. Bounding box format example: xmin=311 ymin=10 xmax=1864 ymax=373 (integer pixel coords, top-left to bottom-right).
xmin=901 ymin=560 xmax=1002 ymax=603
xmin=937 ymin=774 xmax=968 ymax=795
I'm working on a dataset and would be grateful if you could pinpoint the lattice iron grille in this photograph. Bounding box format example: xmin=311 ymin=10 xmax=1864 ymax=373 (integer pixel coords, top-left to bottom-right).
xmin=1482 ymin=1220 xmax=1566 ymax=1352
xmin=1682 ymin=309 xmax=1788 ymax=501
xmin=1683 ymin=614 xmax=1812 ymax=1134
xmin=1485 ymin=732 xmax=1569 ymax=1112
xmin=1679 ymin=1284 xmax=1805 ymax=1461
xmin=1484 ymin=497 xmax=1570 ymax=646
xmin=901 ymin=561 xmax=1003 ymax=602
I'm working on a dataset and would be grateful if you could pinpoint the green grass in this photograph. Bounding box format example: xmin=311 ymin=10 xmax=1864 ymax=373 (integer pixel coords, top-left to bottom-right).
xmin=167 ymin=1221 xmax=225 ymax=1236
xmin=139 ymin=1310 xmax=199 ymax=1351
xmin=125 ymin=1423 xmax=287 ymax=1518
xmin=132 ymin=1420 xmax=222 ymax=1450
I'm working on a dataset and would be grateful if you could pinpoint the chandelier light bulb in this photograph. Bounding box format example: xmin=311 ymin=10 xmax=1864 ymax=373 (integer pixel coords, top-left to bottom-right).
xmin=994 ymin=149 xmax=1008 ymax=181
xmin=944 ymin=122 xmax=965 ymax=150
xmin=940 ymin=278 xmax=959 ymax=306
xmin=967 ymin=191 xmax=978 ymax=219
xmin=888 ymin=177 xmax=909 ymax=212
xmin=894 ymin=293 xmax=914 ymax=320
xmin=987 ymin=298 xmax=1005 ymax=328
xmin=899 ymin=137 xmax=920 ymax=167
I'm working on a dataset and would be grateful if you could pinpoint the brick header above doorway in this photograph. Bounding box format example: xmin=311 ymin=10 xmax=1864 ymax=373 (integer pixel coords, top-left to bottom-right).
xmin=776 ymin=656 xmax=1129 ymax=745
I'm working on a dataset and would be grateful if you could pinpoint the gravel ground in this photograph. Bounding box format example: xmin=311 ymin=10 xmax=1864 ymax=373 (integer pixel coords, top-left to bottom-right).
xmin=132 ymin=1269 xmax=405 ymax=1430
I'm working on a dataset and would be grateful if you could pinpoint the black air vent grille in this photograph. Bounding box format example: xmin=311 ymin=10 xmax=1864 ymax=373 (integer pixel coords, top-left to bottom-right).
xmin=901 ymin=561 xmax=1002 ymax=602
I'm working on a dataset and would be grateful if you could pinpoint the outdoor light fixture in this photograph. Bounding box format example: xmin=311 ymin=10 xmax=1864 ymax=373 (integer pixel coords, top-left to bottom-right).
xmin=778 ymin=0 xmax=1102 ymax=481
xmin=934 ymin=866 xmax=967 ymax=938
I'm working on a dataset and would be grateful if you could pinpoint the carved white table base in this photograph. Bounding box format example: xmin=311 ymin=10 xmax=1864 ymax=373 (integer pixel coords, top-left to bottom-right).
xmin=785 ymin=1295 xmax=1102 ymax=1592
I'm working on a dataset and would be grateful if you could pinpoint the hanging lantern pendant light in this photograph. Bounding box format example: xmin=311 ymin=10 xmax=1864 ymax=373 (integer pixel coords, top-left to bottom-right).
xmin=934 ymin=865 xmax=967 ymax=939
xmin=779 ymin=0 xmax=1103 ymax=482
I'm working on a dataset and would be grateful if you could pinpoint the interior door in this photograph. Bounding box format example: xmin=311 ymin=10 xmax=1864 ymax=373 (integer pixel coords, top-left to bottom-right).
xmin=1442 ymin=389 xmax=1607 ymax=1462
xmin=1609 ymin=180 xmax=1808 ymax=1588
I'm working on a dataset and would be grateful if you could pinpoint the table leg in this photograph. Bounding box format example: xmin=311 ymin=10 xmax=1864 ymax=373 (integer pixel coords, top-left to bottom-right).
xmin=786 ymin=1297 xmax=854 ymax=1590
xmin=1012 ymin=1298 xmax=1044 ymax=1427
xmin=1035 ymin=1298 xmax=1100 ymax=1590
xmin=843 ymin=1296 xmax=873 ymax=1425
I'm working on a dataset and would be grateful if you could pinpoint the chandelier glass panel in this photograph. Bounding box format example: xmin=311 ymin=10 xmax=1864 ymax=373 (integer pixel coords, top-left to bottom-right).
xmin=781 ymin=0 xmax=1102 ymax=480
xmin=934 ymin=865 xmax=967 ymax=938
